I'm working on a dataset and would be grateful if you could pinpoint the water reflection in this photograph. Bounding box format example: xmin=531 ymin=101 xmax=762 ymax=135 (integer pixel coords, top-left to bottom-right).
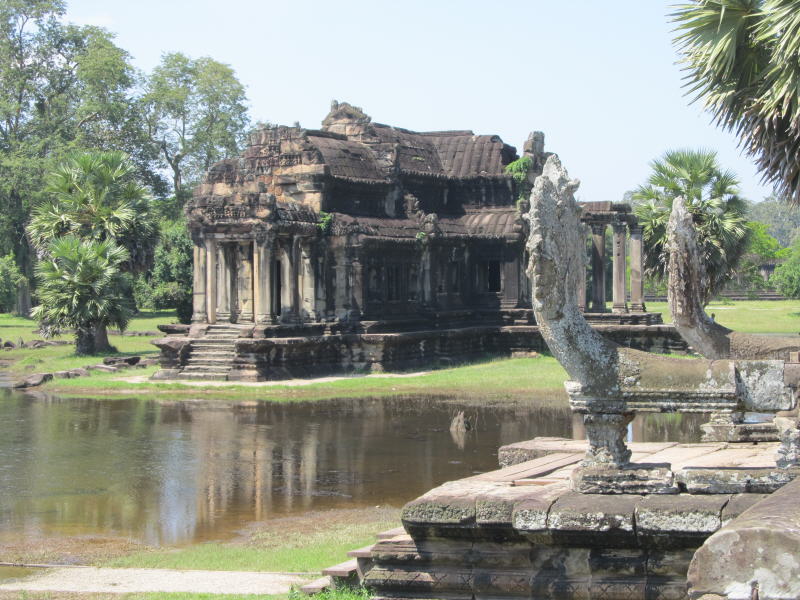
xmin=0 ymin=391 xmax=707 ymax=546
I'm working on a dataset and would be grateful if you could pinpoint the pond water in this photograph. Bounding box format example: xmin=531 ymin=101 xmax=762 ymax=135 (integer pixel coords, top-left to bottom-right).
xmin=0 ymin=390 xmax=707 ymax=547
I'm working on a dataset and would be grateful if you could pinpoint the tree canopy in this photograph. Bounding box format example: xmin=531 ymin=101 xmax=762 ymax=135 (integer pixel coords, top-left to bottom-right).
xmin=633 ymin=149 xmax=751 ymax=302
xmin=144 ymin=52 xmax=250 ymax=200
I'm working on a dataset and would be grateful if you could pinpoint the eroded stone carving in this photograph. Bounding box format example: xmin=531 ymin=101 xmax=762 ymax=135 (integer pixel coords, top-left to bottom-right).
xmin=667 ymin=196 xmax=800 ymax=361
xmin=525 ymin=156 xmax=800 ymax=491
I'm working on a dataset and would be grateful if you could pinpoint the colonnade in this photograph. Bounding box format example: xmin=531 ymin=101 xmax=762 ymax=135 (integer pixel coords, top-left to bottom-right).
xmin=576 ymin=218 xmax=645 ymax=314
xmin=191 ymin=234 xmax=314 ymax=324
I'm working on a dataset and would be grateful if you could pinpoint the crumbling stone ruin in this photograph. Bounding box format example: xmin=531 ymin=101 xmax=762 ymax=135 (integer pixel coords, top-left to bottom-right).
xmin=153 ymin=103 xmax=681 ymax=381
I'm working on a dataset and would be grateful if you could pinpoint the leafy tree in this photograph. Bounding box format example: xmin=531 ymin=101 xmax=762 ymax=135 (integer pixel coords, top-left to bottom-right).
xmin=134 ymin=218 xmax=193 ymax=323
xmin=143 ymin=52 xmax=249 ymax=200
xmin=633 ymin=149 xmax=750 ymax=302
xmin=0 ymin=1 xmax=163 ymax=301
xmin=32 ymin=236 xmax=134 ymax=355
xmin=673 ymin=0 xmax=800 ymax=202
xmin=746 ymin=196 xmax=800 ymax=246
xmin=771 ymin=238 xmax=800 ymax=298
xmin=731 ymin=221 xmax=782 ymax=291
xmin=0 ymin=253 xmax=25 ymax=313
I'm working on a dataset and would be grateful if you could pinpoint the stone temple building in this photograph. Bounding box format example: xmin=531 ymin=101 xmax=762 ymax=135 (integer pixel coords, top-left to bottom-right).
xmin=154 ymin=102 xmax=680 ymax=381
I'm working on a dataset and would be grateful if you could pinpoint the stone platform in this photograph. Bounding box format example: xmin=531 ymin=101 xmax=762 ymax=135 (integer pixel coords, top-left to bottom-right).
xmin=362 ymin=438 xmax=796 ymax=600
xmin=152 ymin=318 xmax=686 ymax=381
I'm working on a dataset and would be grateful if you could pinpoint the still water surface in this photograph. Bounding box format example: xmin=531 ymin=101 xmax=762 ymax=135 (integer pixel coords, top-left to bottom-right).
xmin=0 ymin=390 xmax=706 ymax=546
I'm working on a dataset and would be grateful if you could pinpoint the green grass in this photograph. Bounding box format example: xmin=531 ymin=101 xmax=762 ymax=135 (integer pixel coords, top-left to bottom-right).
xmin=0 ymin=311 xmax=167 ymax=377
xmin=647 ymin=299 xmax=800 ymax=333
xmin=107 ymin=511 xmax=399 ymax=573
xmin=44 ymin=355 xmax=569 ymax=402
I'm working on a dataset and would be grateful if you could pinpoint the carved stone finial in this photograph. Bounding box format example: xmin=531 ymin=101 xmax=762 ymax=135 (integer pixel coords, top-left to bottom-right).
xmin=667 ymin=196 xmax=800 ymax=361
xmin=526 ymin=155 xmax=618 ymax=396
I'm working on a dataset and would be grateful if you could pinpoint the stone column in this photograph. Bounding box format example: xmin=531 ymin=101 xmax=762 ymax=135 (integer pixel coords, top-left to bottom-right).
xmin=611 ymin=220 xmax=628 ymax=314
xmin=254 ymin=233 xmax=273 ymax=324
xmin=206 ymin=238 xmax=217 ymax=324
xmin=577 ymin=225 xmax=587 ymax=311
xmin=237 ymin=241 xmax=254 ymax=322
xmin=279 ymin=241 xmax=294 ymax=321
xmin=590 ymin=223 xmax=606 ymax=312
xmin=217 ymin=244 xmax=231 ymax=322
xmin=629 ymin=224 xmax=646 ymax=312
xmin=192 ymin=235 xmax=207 ymax=323
xmin=300 ymin=239 xmax=315 ymax=320
xmin=291 ymin=237 xmax=302 ymax=319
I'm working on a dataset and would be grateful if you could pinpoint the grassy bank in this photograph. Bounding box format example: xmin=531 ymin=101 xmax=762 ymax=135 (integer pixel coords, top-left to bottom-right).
xmin=40 ymin=355 xmax=569 ymax=402
xmin=107 ymin=507 xmax=399 ymax=573
xmin=646 ymin=299 xmax=800 ymax=333
xmin=6 ymin=299 xmax=799 ymax=401
xmin=0 ymin=311 xmax=171 ymax=378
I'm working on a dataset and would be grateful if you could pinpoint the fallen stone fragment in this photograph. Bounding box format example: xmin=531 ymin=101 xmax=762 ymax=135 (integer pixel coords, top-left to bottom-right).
xmin=103 ymin=356 xmax=141 ymax=366
xmin=12 ymin=372 xmax=54 ymax=388
xmin=69 ymin=368 xmax=90 ymax=377
xmin=89 ymin=364 xmax=117 ymax=373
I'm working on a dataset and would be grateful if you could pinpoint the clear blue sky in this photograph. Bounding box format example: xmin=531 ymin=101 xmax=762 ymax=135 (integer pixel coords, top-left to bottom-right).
xmin=65 ymin=0 xmax=773 ymax=203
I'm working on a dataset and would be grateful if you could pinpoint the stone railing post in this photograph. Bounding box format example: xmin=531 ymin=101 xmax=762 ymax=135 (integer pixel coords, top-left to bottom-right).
xmin=612 ymin=219 xmax=628 ymax=313
xmin=629 ymin=224 xmax=646 ymax=312
xmin=590 ymin=223 xmax=606 ymax=312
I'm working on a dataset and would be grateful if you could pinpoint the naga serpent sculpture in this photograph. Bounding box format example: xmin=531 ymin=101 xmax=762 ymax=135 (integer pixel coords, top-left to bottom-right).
xmin=525 ymin=155 xmax=798 ymax=492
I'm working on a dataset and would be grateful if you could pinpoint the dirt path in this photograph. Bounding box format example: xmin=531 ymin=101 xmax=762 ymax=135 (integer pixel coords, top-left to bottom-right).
xmin=0 ymin=566 xmax=308 ymax=595
xmin=119 ymin=370 xmax=431 ymax=386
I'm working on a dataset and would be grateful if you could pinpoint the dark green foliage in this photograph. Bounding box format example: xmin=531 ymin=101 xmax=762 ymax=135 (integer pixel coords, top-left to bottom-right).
xmin=746 ymin=196 xmax=800 ymax=246
xmin=0 ymin=253 xmax=25 ymax=313
xmin=772 ymin=238 xmax=800 ymax=298
xmin=135 ymin=218 xmax=193 ymax=323
xmin=633 ymin=149 xmax=750 ymax=302
xmin=505 ymin=156 xmax=534 ymax=205
xmin=317 ymin=210 xmax=333 ymax=235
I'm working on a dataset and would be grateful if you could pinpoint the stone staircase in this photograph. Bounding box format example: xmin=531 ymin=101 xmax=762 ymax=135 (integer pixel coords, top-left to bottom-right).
xmin=180 ymin=324 xmax=241 ymax=380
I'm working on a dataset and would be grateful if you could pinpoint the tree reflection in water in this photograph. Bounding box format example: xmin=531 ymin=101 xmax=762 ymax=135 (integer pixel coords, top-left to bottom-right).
xmin=0 ymin=391 xmax=707 ymax=545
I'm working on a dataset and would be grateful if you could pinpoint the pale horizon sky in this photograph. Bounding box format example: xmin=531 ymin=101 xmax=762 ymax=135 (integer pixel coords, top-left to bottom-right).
xmin=65 ymin=0 xmax=775 ymax=203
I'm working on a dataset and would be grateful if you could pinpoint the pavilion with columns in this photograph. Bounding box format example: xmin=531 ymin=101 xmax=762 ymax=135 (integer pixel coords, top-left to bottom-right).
xmin=154 ymin=103 xmax=670 ymax=381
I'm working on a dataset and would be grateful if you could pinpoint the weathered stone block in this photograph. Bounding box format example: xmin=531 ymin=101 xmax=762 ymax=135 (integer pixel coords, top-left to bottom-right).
xmin=547 ymin=492 xmax=641 ymax=548
xmin=688 ymin=478 xmax=800 ymax=599
xmin=678 ymin=467 xmax=799 ymax=494
xmin=571 ymin=463 xmax=677 ymax=495
xmin=635 ymin=494 xmax=729 ymax=549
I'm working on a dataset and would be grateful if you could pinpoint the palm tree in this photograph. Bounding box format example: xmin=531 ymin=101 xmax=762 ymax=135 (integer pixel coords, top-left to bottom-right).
xmin=28 ymin=151 xmax=157 ymax=272
xmin=633 ymin=149 xmax=750 ymax=303
xmin=673 ymin=0 xmax=800 ymax=203
xmin=32 ymin=236 xmax=134 ymax=355
xmin=27 ymin=151 xmax=157 ymax=351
